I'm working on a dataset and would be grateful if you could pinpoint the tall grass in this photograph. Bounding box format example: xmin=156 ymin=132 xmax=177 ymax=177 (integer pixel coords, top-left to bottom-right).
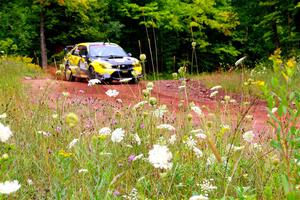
xmin=0 ymin=56 xmax=298 ymax=199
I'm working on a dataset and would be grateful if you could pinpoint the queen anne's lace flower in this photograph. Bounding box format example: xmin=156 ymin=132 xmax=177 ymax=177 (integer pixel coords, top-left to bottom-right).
xmin=0 ymin=180 xmax=21 ymax=194
xmin=148 ymin=145 xmax=173 ymax=170
xmin=98 ymin=127 xmax=111 ymax=135
xmin=169 ymin=134 xmax=177 ymax=144
xmin=0 ymin=123 xmax=13 ymax=142
xmin=106 ymin=89 xmax=119 ymax=97
xmin=157 ymin=124 xmax=176 ymax=131
xmin=111 ymin=128 xmax=125 ymax=143
xmin=243 ymin=130 xmax=255 ymax=143
xmin=153 ymin=105 xmax=168 ymax=118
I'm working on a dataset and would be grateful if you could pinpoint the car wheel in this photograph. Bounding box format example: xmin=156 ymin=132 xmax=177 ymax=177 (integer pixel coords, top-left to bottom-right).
xmin=88 ymin=66 xmax=96 ymax=79
xmin=65 ymin=65 xmax=75 ymax=81
xmin=129 ymin=77 xmax=139 ymax=84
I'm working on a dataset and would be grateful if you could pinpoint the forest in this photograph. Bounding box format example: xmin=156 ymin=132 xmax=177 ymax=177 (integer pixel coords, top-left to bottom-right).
xmin=0 ymin=0 xmax=300 ymax=72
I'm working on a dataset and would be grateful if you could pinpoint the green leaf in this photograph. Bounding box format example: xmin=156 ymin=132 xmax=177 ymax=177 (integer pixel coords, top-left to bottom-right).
xmin=281 ymin=174 xmax=290 ymax=194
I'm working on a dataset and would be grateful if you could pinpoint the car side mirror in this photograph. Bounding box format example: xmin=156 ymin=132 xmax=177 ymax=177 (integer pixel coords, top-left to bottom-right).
xmin=127 ymin=53 xmax=132 ymax=57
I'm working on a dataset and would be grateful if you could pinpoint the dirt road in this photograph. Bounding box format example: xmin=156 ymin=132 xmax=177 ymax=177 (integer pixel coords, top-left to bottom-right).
xmin=24 ymin=72 xmax=271 ymax=138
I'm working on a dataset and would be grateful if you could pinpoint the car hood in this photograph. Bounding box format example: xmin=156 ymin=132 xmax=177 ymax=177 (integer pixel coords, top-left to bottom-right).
xmin=91 ymin=56 xmax=138 ymax=66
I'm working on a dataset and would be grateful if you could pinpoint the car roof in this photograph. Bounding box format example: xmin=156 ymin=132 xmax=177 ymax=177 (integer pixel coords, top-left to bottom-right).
xmin=77 ymin=42 xmax=120 ymax=47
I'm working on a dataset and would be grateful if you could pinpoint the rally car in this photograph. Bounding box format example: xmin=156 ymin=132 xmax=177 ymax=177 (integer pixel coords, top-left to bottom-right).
xmin=63 ymin=42 xmax=142 ymax=83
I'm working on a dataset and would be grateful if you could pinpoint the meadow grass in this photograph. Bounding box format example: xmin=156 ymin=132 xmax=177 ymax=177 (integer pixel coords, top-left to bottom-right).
xmin=0 ymin=56 xmax=298 ymax=199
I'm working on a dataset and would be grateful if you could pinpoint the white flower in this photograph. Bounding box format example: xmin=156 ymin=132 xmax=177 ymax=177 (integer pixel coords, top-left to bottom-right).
xmin=189 ymin=195 xmax=209 ymax=200
xmin=271 ymin=107 xmax=278 ymax=113
xmin=133 ymin=154 xmax=144 ymax=161
xmin=235 ymin=56 xmax=247 ymax=66
xmin=111 ymin=128 xmax=125 ymax=143
xmin=0 ymin=180 xmax=21 ymax=194
xmin=98 ymin=127 xmax=111 ymax=135
xmin=191 ymin=129 xmax=207 ymax=140
xmin=62 ymin=92 xmax=69 ymax=97
xmin=52 ymin=113 xmax=58 ymax=119
xmin=148 ymin=145 xmax=173 ymax=170
xmin=78 ymin=169 xmax=89 ymax=173
xmin=147 ymin=82 xmax=154 ymax=90
xmin=193 ymin=147 xmax=203 ymax=158
xmin=169 ymin=134 xmax=177 ymax=145
xmin=120 ymin=78 xmax=132 ymax=83
xmin=37 ymin=131 xmax=51 ymax=137
xmin=209 ymin=91 xmax=218 ymax=97
xmin=88 ymin=79 xmax=101 ymax=86
xmin=68 ymin=138 xmax=79 ymax=149
xmin=153 ymin=105 xmax=168 ymax=118
xmin=210 ymin=85 xmax=222 ymax=91
xmin=157 ymin=124 xmax=176 ymax=131
xmin=133 ymin=133 xmax=141 ymax=145
xmin=0 ymin=123 xmax=13 ymax=142
xmin=243 ymin=130 xmax=255 ymax=143
xmin=191 ymin=106 xmax=203 ymax=116
xmin=0 ymin=113 xmax=7 ymax=119
xmin=133 ymin=101 xmax=147 ymax=110
xmin=106 ymin=89 xmax=119 ymax=97
xmin=27 ymin=179 xmax=33 ymax=185
xmin=185 ymin=136 xmax=196 ymax=149
xmin=200 ymin=179 xmax=217 ymax=193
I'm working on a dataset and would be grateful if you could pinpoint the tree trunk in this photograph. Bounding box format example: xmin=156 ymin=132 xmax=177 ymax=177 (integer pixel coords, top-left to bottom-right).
xmin=272 ymin=21 xmax=280 ymax=48
xmin=40 ymin=10 xmax=47 ymax=68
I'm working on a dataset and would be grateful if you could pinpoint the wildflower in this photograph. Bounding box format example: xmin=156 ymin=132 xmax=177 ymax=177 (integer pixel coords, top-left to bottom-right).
xmin=193 ymin=147 xmax=203 ymax=158
xmin=113 ymin=190 xmax=120 ymax=197
xmin=157 ymin=124 xmax=176 ymax=131
xmin=191 ymin=105 xmax=203 ymax=117
xmin=209 ymin=91 xmax=218 ymax=98
xmin=0 ymin=180 xmax=21 ymax=194
xmin=78 ymin=169 xmax=88 ymax=173
xmin=185 ymin=136 xmax=196 ymax=149
xmin=65 ymin=112 xmax=79 ymax=127
xmin=27 ymin=179 xmax=33 ymax=185
xmin=235 ymin=56 xmax=247 ymax=66
xmin=0 ymin=113 xmax=7 ymax=119
xmin=153 ymin=105 xmax=168 ymax=118
xmin=147 ymin=82 xmax=154 ymax=90
xmin=224 ymin=95 xmax=231 ymax=101
xmin=286 ymin=58 xmax=296 ymax=68
xmin=128 ymin=154 xmax=136 ymax=163
xmin=133 ymin=154 xmax=143 ymax=161
xmin=142 ymin=89 xmax=150 ymax=98
xmin=62 ymin=92 xmax=69 ymax=97
xmin=133 ymin=133 xmax=141 ymax=145
xmin=169 ymin=134 xmax=177 ymax=144
xmin=37 ymin=131 xmax=51 ymax=137
xmin=67 ymin=138 xmax=79 ymax=149
xmin=139 ymin=54 xmax=146 ymax=61
xmin=189 ymin=195 xmax=209 ymax=200
xmin=172 ymin=73 xmax=178 ymax=79
xmin=58 ymin=150 xmax=73 ymax=158
xmin=148 ymin=145 xmax=173 ymax=170
xmin=210 ymin=85 xmax=222 ymax=91
xmin=187 ymin=113 xmax=193 ymax=121
xmin=52 ymin=113 xmax=58 ymax=119
xmin=99 ymin=127 xmax=111 ymax=135
xmin=243 ymin=130 xmax=255 ymax=143
xmin=200 ymin=179 xmax=217 ymax=193
xmin=271 ymin=107 xmax=278 ymax=113
xmin=106 ymin=89 xmax=119 ymax=97
xmin=149 ymin=97 xmax=157 ymax=106
xmin=254 ymin=81 xmax=265 ymax=87
xmin=129 ymin=188 xmax=138 ymax=200
xmin=111 ymin=128 xmax=125 ymax=143
xmin=1 ymin=153 xmax=9 ymax=159
xmin=133 ymin=101 xmax=147 ymax=110
xmin=0 ymin=123 xmax=13 ymax=142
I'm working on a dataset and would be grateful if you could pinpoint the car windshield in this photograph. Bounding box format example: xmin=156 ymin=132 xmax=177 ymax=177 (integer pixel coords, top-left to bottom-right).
xmin=89 ymin=45 xmax=127 ymax=58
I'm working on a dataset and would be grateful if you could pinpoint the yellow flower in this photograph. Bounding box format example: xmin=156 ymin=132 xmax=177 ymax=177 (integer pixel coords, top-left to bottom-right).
xmin=254 ymin=80 xmax=265 ymax=87
xmin=65 ymin=112 xmax=79 ymax=127
xmin=58 ymin=150 xmax=73 ymax=158
xmin=286 ymin=58 xmax=296 ymax=68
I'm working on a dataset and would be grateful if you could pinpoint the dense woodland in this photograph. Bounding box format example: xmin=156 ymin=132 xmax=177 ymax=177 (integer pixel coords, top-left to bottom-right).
xmin=0 ymin=0 xmax=300 ymax=72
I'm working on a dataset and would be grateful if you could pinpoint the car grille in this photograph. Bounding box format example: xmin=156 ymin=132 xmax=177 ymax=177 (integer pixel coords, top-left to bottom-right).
xmin=111 ymin=71 xmax=133 ymax=78
xmin=112 ymin=64 xmax=133 ymax=70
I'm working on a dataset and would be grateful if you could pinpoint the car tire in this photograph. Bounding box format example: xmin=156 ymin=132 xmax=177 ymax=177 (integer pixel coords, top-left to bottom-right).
xmin=88 ymin=66 xmax=96 ymax=80
xmin=65 ymin=65 xmax=75 ymax=81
